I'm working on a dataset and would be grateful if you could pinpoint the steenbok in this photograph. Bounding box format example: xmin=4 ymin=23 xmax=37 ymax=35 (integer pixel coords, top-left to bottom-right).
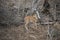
xmin=24 ymin=13 xmax=38 ymax=31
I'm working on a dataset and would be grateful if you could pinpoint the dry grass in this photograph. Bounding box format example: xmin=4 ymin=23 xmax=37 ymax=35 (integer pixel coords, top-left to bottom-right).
xmin=0 ymin=22 xmax=60 ymax=40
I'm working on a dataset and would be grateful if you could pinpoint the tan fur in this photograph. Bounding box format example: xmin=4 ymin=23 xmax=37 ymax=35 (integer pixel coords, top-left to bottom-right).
xmin=24 ymin=14 xmax=38 ymax=31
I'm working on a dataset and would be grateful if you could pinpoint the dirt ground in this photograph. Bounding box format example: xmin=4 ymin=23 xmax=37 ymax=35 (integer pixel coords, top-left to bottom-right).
xmin=0 ymin=23 xmax=60 ymax=40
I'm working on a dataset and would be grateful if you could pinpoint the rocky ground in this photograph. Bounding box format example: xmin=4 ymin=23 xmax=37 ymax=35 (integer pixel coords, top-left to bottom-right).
xmin=0 ymin=22 xmax=60 ymax=40
xmin=0 ymin=24 xmax=46 ymax=40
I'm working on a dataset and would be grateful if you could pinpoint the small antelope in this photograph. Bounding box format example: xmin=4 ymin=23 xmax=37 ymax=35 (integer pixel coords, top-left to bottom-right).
xmin=24 ymin=13 xmax=38 ymax=31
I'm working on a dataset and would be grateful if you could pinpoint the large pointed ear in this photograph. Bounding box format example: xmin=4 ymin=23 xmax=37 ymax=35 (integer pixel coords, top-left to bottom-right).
xmin=32 ymin=14 xmax=36 ymax=17
xmin=32 ymin=12 xmax=35 ymax=16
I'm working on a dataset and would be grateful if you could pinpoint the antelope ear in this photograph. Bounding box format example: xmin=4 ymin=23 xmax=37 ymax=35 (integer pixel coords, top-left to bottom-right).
xmin=32 ymin=14 xmax=36 ymax=17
